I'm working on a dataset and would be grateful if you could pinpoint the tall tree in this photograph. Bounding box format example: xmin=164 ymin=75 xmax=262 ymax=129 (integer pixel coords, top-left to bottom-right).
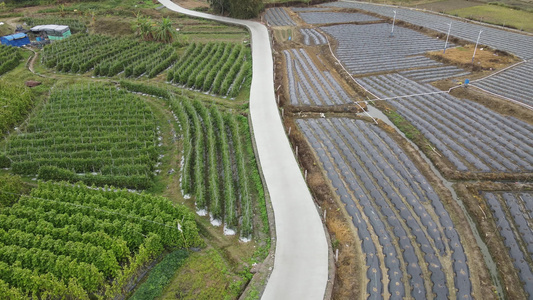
xmin=208 ymin=0 xmax=262 ymax=18
xmin=229 ymin=0 xmax=263 ymax=19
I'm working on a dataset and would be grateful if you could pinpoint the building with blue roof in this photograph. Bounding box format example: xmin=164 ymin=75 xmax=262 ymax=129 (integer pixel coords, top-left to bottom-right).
xmin=0 ymin=33 xmax=30 ymax=47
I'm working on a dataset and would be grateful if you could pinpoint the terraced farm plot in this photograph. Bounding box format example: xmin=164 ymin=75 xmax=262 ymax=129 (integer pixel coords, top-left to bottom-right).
xmin=1 ymin=84 xmax=158 ymax=190
xmin=167 ymin=42 xmax=251 ymax=98
xmin=320 ymin=23 xmax=445 ymax=75
xmin=398 ymin=65 xmax=470 ymax=83
xmin=0 ymin=181 xmax=202 ymax=299
xmin=299 ymin=28 xmax=327 ymax=45
xmin=297 ymin=118 xmax=472 ymax=299
xmin=297 ymin=12 xmax=381 ymax=24
xmin=482 ymin=191 xmax=533 ymax=298
xmin=322 ymin=1 xmax=533 ymax=59
xmin=42 ymin=34 xmax=178 ymax=78
xmin=264 ymin=7 xmax=296 ymax=26
xmin=0 ymin=44 xmax=23 ymax=76
xmin=164 ymin=94 xmax=258 ymax=237
xmin=472 ymin=61 xmax=533 ymax=107
xmin=284 ymin=48 xmax=353 ymax=106
xmin=357 ymin=74 xmax=533 ymax=173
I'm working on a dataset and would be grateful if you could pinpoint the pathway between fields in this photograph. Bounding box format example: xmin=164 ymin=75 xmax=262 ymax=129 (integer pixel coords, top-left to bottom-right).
xmin=157 ymin=1 xmax=329 ymax=299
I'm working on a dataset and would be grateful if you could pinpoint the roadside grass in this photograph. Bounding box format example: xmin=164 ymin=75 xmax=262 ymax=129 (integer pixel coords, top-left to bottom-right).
xmin=159 ymin=249 xmax=244 ymax=300
xmin=447 ymin=4 xmax=533 ymax=32
xmin=129 ymin=250 xmax=189 ymax=300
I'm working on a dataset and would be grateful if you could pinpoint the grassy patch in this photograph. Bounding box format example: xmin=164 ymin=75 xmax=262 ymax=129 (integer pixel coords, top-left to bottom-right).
xmin=427 ymin=44 xmax=520 ymax=71
xmin=382 ymin=109 xmax=427 ymax=148
xmin=160 ymin=249 xmax=243 ymax=300
xmin=130 ymin=250 xmax=189 ymax=300
xmin=447 ymin=4 xmax=533 ymax=32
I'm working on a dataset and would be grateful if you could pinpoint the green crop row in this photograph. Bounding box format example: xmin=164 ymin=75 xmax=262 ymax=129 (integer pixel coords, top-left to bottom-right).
xmin=168 ymin=42 xmax=251 ymax=97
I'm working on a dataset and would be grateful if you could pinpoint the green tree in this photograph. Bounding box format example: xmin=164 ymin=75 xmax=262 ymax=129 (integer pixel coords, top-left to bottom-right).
xmin=229 ymin=0 xmax=263 ymax=19
xmin=208 ymin=0 xmax=230 ymax=15
xmin=132 ymin=13 xmax=154 ymax=41
xmin=208 ymin=0 xmax=262 ymax=18
xmin=154 ymin=17 xmax=174 ymax=43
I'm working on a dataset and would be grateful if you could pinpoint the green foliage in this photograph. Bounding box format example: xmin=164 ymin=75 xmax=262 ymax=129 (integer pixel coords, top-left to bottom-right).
xmin=208 ymin=0 xmax=263 ymax=18
xmin=133 ymin=14 xmax=176 ymax=43
xmin=0 ymin=80 xmax=33 ymax=137
xmin=0 ymin=44 xmax=23 ymax=76
xmin=0 ymin=174 xmax=26 ymax=207
xmin=228 ymin=0 xmax=263 ymax=19
xmin=129 ymin=250 xmax=188 ymax=300
xmin=3 ymin=83 xmax=158 ymax=190
xmin=0 ymin=181 xmax=202 ymax=298
xmin=42 ymin=33 xmax=178 ymax=78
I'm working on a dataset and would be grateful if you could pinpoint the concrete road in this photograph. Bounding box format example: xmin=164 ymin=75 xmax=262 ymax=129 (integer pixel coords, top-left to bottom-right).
xmin=158 ymin=1 xmax=329 ymax=299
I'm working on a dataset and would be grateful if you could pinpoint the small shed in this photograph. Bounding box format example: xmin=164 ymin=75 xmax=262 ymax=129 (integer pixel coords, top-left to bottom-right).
xmin=0 ymin=33 xmax=30 ymax=47
xmin=30 ymin=25 xmax=71 ymax=41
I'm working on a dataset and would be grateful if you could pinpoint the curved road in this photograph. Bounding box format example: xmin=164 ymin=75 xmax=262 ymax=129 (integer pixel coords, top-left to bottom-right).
xmin=158 ymin=1 xmax=329 ymax=299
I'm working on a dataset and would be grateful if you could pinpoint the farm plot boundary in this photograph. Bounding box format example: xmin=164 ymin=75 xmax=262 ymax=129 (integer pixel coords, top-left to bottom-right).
xmin=456 ymin=182 xmax=533 ymax=300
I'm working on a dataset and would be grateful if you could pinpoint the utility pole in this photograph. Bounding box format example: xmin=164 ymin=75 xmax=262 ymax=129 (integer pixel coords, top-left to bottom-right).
xmin=443 ymin=22 xmax=452 ymax=54
xmin=472 ymin=30 xmax=483 ymax=63
xmin=390 ymin=10 xmax=397 ymax=37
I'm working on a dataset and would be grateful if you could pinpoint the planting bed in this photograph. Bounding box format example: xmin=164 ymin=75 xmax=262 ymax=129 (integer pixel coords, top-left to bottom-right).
xmin=323 ymin=1 xmax=533 ymax=60
xmin=297 ymin=117 xmax=472 ymax=299
xmin=299 ymin=28 xmax=327 ymax=45
xmin=482 ymin=191 xmax=533 ymax=298
xmin=283 ymin=48 xmax=352 ymax=106
xmin=357 ymin=74 xmax=533 ymax=173
xmin=264 ymin=7 xmax=296 ymax=26
xmin=297 ymin=12 xmax=381 ymax=24
xmin=398 ymin=65 xmax=470 ymax=83
xmin=472 ymin=61 xmax=533 ymax=107
xmin=320 ymin=23 xmax=445 ymax=75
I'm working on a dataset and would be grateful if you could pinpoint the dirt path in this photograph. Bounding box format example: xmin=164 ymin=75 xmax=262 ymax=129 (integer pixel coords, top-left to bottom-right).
xmin=27 ymin=49 xmax=38 ymax=74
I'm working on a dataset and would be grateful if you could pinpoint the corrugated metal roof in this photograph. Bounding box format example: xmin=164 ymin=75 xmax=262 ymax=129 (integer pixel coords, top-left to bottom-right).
xmin=2 ymin=33 xmax=27 ymax=41
xmin=30 ymin=25 xmax=70 ymax=32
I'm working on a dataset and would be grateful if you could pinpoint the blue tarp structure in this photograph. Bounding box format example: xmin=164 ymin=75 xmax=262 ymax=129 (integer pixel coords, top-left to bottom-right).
xmin=0 ymin=33 xmax=30 ymax=47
